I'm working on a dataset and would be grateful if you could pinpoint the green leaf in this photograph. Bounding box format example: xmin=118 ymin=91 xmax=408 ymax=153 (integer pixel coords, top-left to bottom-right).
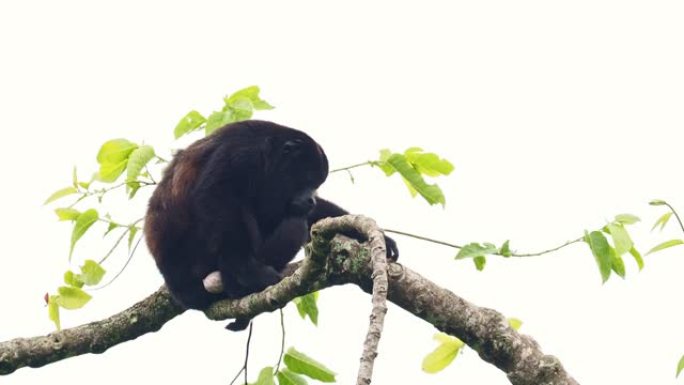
xmin=584 ymin=230 xmax=613 ymax=283
xmin=499 ymin=240 xmax=512 ymax=257
xmin=227 ymin=97 xmax=254 ymax=121
xmin=629 ymin=247 xmax=644 ymax=270
xmin=126 ymin=145 xmax=155 ymax=185
xmin=48 ymin=295 xmax=61 ymax=330
xmin=508 ymin=318 xmax=523 ymax=330
xmin=69 ymin=209 xmax=99 ymax=260
xmin=72 ymin=166 xmax=78 ymax=188
xmin=375 ymin=149 xmax=396 ymax=176
xmin=225 ymin=86 xmax=274 ymax=111
xmin=205 ymin=110 xmax=236 ymax=135
xmin=646 ymin=239 xmax=684 ymax=255
xmin=78 ymin=181 xmax=91 ymax=190
xmin=79 ymin=260 xmax=106 ymax=286
xmin=677 ymin=354 xmax=684 ymax=378
xmin=610 ymin=252 xmax=626 ymax=279
xmin=128 ymin=226 xmax=139 ymax=252
xmin=96 ymin=160 xmax=128 ymax=183
xmin=96 ymin=139 xmax=138 ymax=164
xmin=473 ymin=256 xmax=486 ymax=271
xmin=403 ymin=147 xmax=455 ymax=177
xmin=649 ymin=199 xmax=667 ymax=206
xmin=386 ymin=153 xmax=446 ymax=206
xmin=63 ymin=270 xmax=84 ymax=288
xmin=607 ymin=223 xmax=633 ymax=257
xmin=55 ymin=286 xmax=92 ymax=309
xmin=277 ymin=369 xmax=307 ymax=385
xmin=615 ymin=213 xmax=640 ymax=225
xmin=651 ymin=212 xmax=673 ymax=232
xmin=44 ymin=187 xmax=78 ymax=205
xmin=252 ymin=367 xmax=275 ymax=385
xmin=292 ymin=292 xmax=319 ymax=325
xmin=283 ymin=347 xmax=336 ymax=382
xmin=400 ymin=176 xmax=418 ymax=197
xmin=104 ymin=222 xmax=120 ymax=237
xmin=96 ymin=139 xmax=138 ymax=183
xmin=55 ymin=208 xmax=81 ymax=221
xmin=422 ymin=332 xmax=464 ymax=374
xmin=174 ymin=110 xmax=207 ymax=139
xmin=455 ymin=242 xmax=498 ymax=259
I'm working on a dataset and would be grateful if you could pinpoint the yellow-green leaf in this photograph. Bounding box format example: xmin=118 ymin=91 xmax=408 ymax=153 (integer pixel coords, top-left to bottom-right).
xmin=584 ymin=230 xmax=612 ymax=283
xmin=126 ymin=145 xmax=155 ymax=185
xmin=55 ymin=208 xmax=81 ymax=221
xmin=283 ymin=347 xmax=336 ymax=382
xmin=96 ymin=160 xmax=128 ymax=183
xmin=651 ymin=212 xmax=673 ymax=232
xmin=174 ymin=110 xmax=207 ymax=139
xmin=607 ymin=223 xmax=633 ymax=257
xmin=55 ymin=286 xmax=92 ymax=309
xmin=629 ymin=247 xmax=644 ymax=270
xmin=225 ymin=86 xmax=274 ymax=110
xmin=508 ymin=318 xmax=523 ymax=330
xmin=44 ymin=187 xmax=78 ymax=205
xmin=128 ymin=226 xmax=139 ymax=252
xmin=404 ymin=147 xmax=455 ymax=177
xmin=677 ymin=354 xmax=684 ymax=377
xmin=80 ymin=260 xmax=106 ymax=286
xmin=69 ymin=209 xmax=99 ymax=260
xmin=205 ymin=110 xmax=236 ymax=135
xmin=277 ymin=369 xmax=307 ymax=385
xmin=252 ymin=367 xmax=275 ymax=385
xmin=649 ymin=199 xmax=667 ymax=206
xmin=64 ymin=270 xmax=84 ymax=288
xmin=646 ymin=239 xmax=684 ymax=255
xmin=48 ymin=295 xmax=61 ymax=330
xmin=387 ymin=153 xmax=445 ymax=206
xmin=422 ymin=332 xmax=464 ymax=374
xmin=614 ymin=213 xmax=640 ymax=225
xmin=96 ymin=139 xmax=138 ymax=164
xmin=610 ymin=252 xmax=626 ymax=279
xmin=292 ymin=292 xmax=319 ymax=326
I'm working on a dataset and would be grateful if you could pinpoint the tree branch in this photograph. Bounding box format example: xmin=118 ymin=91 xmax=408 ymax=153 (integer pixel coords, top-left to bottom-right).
xmin=0 ymin=215 xmax=578 ymax=385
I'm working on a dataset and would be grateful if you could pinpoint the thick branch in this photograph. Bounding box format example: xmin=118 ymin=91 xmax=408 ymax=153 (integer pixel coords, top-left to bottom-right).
xmin=0 ymin=215 xmax=578 ymax=385
xmin=0 ymin=286 xmax=184 ymax=374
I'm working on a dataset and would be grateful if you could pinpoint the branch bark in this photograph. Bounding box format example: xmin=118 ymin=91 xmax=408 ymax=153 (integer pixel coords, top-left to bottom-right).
xmin=0 ymin=215 xmax=578 ymax=385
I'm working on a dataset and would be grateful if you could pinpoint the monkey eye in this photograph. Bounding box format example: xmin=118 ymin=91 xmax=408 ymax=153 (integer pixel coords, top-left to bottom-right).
xmin=283 ymin=138 xmax=304 ymax=154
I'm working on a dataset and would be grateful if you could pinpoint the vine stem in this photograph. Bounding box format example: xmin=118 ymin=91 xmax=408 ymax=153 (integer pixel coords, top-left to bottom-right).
xmin=383 ymin=228 xmax=584 ymax=258
xmin=511 ymin=237 xmax=584 ymax=257
xmin=274 ymin=309 xmax=285 ymax=373
xmin=664 ymin=202 xmax=684 ymax=235
xmin=329 ymin=161 xmax=372 ymax=174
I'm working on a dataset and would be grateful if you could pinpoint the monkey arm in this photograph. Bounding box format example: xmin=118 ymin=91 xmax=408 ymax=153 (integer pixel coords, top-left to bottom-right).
xmin=308 ymin=197 xmax=399 ymax=260
xmin=254 ymin=217 xmax=309 ymax=270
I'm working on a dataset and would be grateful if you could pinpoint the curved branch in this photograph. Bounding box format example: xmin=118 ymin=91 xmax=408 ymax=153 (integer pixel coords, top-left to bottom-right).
xmin=0 ymin=215 xmax=578 ymax=385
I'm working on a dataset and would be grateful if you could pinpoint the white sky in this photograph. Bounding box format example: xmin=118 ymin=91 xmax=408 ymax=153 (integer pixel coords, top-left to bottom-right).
xmin=1 ymin=1 xmax=683 ymax=384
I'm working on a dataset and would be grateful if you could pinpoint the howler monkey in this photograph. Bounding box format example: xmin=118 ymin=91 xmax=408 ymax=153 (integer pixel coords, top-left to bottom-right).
xmin=145 ymin=120 xmax=398 ymax=325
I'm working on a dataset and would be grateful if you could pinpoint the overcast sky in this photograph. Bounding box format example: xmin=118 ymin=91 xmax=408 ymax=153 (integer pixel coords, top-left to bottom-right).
xmin=1 ymin=1 xmax=683 ymax=384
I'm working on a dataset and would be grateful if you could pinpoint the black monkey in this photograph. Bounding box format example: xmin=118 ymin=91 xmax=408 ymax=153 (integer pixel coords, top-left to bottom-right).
xmin=144 ymin=120 xmax=398 ymax=328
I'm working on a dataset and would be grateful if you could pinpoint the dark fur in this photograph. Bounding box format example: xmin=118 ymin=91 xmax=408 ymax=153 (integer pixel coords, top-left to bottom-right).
xmin=145 ymin=120 xmax=398 ymax=323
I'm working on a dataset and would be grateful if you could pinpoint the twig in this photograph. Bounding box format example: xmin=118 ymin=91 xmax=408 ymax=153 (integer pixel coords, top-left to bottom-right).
xmin=384 ymin=228 xmax=583 ymax=258
xmin=274 ymin=309 xmax=286 ymax=373
xmin=664 ymin=202 xmax=684 ymax=234
xmin=92 ymin=236 xmax=143 ymax=290
xmin=329 ymin=161 xmax=372 ymax=174
xmin=228 ymin=321 xmax=253 ymax=385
